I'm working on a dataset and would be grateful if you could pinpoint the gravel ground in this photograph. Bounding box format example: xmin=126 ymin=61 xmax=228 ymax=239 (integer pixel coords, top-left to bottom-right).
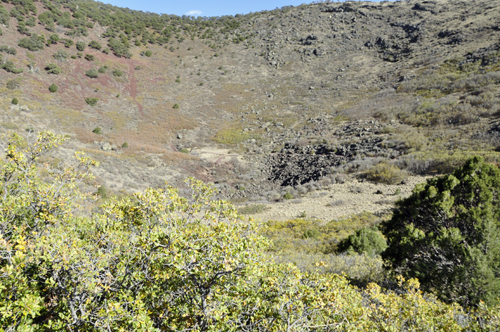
xmin=250 ymin=175 xmax=430 ymax=222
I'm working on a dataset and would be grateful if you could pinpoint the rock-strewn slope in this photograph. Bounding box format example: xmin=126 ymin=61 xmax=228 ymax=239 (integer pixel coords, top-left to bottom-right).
xmin=0 ymin=0 xmax=499 ymax=205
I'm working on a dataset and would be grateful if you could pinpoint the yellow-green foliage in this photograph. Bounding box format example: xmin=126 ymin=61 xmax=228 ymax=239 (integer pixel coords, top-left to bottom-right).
xmin=364 ymin=162 xmax=408 ymax=184
xmin=214 ymin=127 xmax=252 ymax=144
xmin=408 ymin=149 xmax=500 ymax=174
xmin=262 ymin=212 xmax=383 ymax=254
xmin=1 ymin=133 xmax=500 ymax=331
xmin=272 ymin=251 xmax=386 ymax=285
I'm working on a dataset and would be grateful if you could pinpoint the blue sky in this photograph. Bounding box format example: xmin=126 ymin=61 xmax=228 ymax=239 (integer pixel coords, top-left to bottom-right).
xmin=102 ymin=0 xmax=388 ymax=18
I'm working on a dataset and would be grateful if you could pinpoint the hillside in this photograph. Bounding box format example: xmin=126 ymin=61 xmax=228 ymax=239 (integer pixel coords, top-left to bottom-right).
xmin=1 ymin=0 xmax=500 ymax=217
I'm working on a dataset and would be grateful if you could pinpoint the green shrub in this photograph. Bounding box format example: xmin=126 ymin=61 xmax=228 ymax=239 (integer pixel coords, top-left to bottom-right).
xmin=88 ymin=40 xmax=102 ymax=50
xmin=98 ymin=66 xmax=106 ymax=74
xmin=337 ymin=227 xmax=387 ymax=256
xmin=18 ymin=34 xmax=44 ymax=51
xmin=112 ymin=69 xmax=123 ymax=77
xmin=62 ymin=39 xmax=74 ymax=48
xmin=45 ymin=63 xmax=61 ymax=74
xmin=102 ymin=47 xmax=110 ymax=54
xmin=85 ymin=68 xmax=99 ymax=78
xmin=76 ymin=41 xmax=86 ymax=51
xmin=121 ymin=142 xmax=128 ymax=148
xmin=97 ymin=185 xmax=108 ymax=198
xmin=173 ymin=103 xmax=179 ymax=109
xmin=47 ymin=33 xmax=60 ymax=45
xmin=364 ymin=162 xmax=408 ymax=185
xmin=52 ymin=50 xmax=68 ymax=61
xmin=84 ymin=54 xmax=95 ymax=61
xmin=303 ymin=228 xmax=320 ymax=239
xmin=107 ymin=38 xmax=131 ymax=58
xmin=25 ymin=17 xmax=35 ymax=27
xmin=48 ymin=83 xmax=58 ymax=93
xmin=383 ymin=156 xmax=500 ymax=307
xmin=179 ymin=148 xmax=189 ymax=153
xmin=144 ymin=50 xmax=152 ymax=57
xmin=0 ymin=45 xmax=17 ymax=55
xmin=1 ymin=61 xmax=23 ymax=74
xmin=283 ymin=192 xmax=293 ymax=200
xmin=92 ymin=127 xmax=102 ymax=134
xmin=70 ymin=55 xmax=77 ymax=59
xmin=86 ymin=98 xmax=98 ymax=106
xmin=11 ymin=98 xmax=18 ymax=105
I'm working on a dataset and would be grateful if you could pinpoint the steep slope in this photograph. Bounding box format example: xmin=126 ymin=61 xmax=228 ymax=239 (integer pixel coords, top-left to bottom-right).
xmin=1 ymin=0 xmax=500 ymax=207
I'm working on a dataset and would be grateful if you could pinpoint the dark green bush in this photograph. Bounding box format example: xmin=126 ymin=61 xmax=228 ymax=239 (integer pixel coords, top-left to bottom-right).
xmin=337 ymin=227 xmax=387 ymax=256
xmin=48 ymin=33 xmax=60 ymax=45
xmin=98 ymin=66 xmax=106 ymax=74
xmin=0 ymin=45 xmax=17 ymax=55
xmin=76 ymin=41 xmax=86 ymax=51
xmin=48 ymin=83 xmax=58 ymax=93
xmin=1 ymin=61 xmax=23 ymax=74
xmin=17 ymin=22 xmax=30 ymax=36
xmin=86 ymin=98 xmax=98 ymax=106
xmin=25 ymin=17 xmax=35 ymax=27
xmin=18 ymin=34 xmax=44 ymax=51
xmin=11 ymin=98 xmax=18 ymax=105
xmin=107 ymin=38 xmax=131 ymax=58
xmin=144 ymin=50 xmax=152 ymax=57
xmin=173 ymin=103 xmax=179 ymax=109
xmin=84 ymin=54 xmax=95 ymax=61
xmin=53 ymin=50 xmax=68 ymax=61
xmin=283 ymin=192 xmax=293 ymax=200
xmin=122 ymin=142 xmax=128 ymax=148
xmin=85 ymin=68 xmax=99 ymax=78
xmin=92 ymin=127 xmax=102 ymax=134
xmin=112 ymin=69 xmax=123 ymax=77
xmin=61 ymin=39 xmax=74 ymax=48
xmin=382 ymin=156 xmax=500 ymax=307
xmin=45 ymin=63 xmax=61 ymax=75
xmin=88 ymin=40 xmax=102 ymax=50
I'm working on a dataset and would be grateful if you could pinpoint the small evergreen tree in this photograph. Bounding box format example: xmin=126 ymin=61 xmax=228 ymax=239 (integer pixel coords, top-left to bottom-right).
xmin=11 ymin=97 xmax=18 ymax=105
xmin=382 ymin=156 xmax=500 ymax=307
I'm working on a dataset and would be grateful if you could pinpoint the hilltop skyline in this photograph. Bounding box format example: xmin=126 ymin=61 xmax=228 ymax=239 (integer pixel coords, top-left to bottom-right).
xmin=102 ymin=0 xmax=390 ymax=17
